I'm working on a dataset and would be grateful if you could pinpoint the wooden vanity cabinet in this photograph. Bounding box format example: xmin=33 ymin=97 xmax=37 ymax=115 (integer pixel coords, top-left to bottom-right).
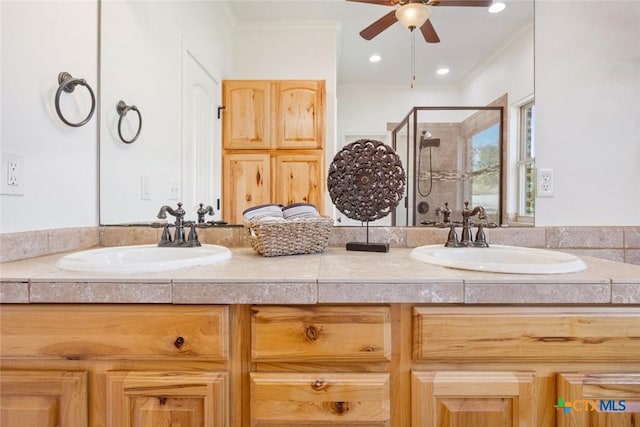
xmin=556 ymin=372 xmax=640 ymax=427
xmin=249 ymin=305 xmax=392 ymax=425
xmin=3 ymin=303 xmax=640 ymax=426
xmin=0 ymin=370 xmax=88 ymax=426
xmin=221 ymin=80 xmax=325 ymax=224
xmin=107 ymin=370 xmax=228 ymax=427
xmin=412 ymin=306 xmax=640 ymax=427
xmin=0 ymin=304 xmax=230 ymax=427
xmin=411 ymin=371 xmax=536 ymax=426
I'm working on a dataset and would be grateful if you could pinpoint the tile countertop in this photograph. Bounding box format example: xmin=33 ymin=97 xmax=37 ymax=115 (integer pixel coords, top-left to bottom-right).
xmin=1 ymin=247 xmax=639 ymax=305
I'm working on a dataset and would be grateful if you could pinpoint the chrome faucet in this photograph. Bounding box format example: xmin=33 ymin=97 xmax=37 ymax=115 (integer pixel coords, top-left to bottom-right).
xmin=197 ymin=203 xmax=215 ymax=224
xmin=429 ymin=201 xmax=497 ymax=247
xmin=156 ymin=202 xmax=197 ymax=247
xmin=153 ymin=202 xmax=226 ymax=247
xmin=460 ymin=201 xmax=487 ymax=246
xmin=435 ymin=202 xmax=452 ymax=224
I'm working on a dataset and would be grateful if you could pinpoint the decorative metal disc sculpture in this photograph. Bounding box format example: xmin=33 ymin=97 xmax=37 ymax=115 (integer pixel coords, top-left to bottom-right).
xmin=328 ymin=139 xmax=406 ymax=252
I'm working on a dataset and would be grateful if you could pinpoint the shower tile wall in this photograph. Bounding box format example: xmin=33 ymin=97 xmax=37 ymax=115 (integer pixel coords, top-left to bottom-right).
xmin=416 ymin=109 xmax=501 ymax=226
xmin=415 ymin=123 xmax=461 ymax=225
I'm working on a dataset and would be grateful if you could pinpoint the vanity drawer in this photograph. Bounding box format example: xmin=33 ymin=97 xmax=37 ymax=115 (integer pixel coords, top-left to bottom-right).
xmin=413 ymin=307 xmax=640 ymax=362
xmin=250 ymin=372 xmax=390 ymax=425
xmin=0 ymin=304 xmax=229 ymax=361
xmin=251 ymin=305 xmax=391 ymax=362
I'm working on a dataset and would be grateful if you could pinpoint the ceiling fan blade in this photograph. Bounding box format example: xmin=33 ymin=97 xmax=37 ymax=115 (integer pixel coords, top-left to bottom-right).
xmin=429 ymin=0 xmax=492 ymax=6
xmin=420 ymin=19 xmax=440 ymax=43
xmin=359 ymin=10 xmax=398 ymax=40
xmin=347 ymin=0 xmax=396 ymax=5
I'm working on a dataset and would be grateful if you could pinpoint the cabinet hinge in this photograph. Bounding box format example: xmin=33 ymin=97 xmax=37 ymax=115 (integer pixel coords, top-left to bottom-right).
xmin=217 ymin=105 xmax=225 ymax=119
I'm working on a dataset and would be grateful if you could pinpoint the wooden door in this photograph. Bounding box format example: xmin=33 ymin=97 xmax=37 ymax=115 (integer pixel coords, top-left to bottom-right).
xmin=412 ymin=371 xmax=536 ymax=427
xmin=273 ymin=153 xmax=323 ymax=210
xmin=274 ymin=81 xmax=325 ymax=150
xmin=223 ymin=153 xmax=271 ymax=224
xmin=557 ymin=372 xmax=640 ymax=427
xmin=107 ymin=371 xmax=228 ymax=427
xmin=222 ymin=81 xmax=271 ymax=150
xmin=0 ymin=370 xmax=88 ymax=427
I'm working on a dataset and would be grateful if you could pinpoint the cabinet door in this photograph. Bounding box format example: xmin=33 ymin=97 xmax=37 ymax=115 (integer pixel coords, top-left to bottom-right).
xmin=107 ymin=371 xmax=228 ymax=427
xmin=557 ymin=372 xmax=640 ymax=427
xmin=273 ymin=153 xmax=324 ymax=209
xmin=250 ymin=372 xmax=390 ymax=426
xmin=0 ymin=370 xmax=87 ymax=427
xmin=223 ymin=153 xmax=271 ymax=224
xmin=412 ymin=371 xmax=536 ymax=427
xmin=274 ymin=81 xmax=325 ymax=150
xmin=223 ymin=81 xmax=271 ymax=150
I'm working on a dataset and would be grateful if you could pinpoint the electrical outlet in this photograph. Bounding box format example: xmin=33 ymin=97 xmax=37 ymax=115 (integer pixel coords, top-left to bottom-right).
xmin=1 ymin=152 xmax=24 ymax=196
xmin=537 ymin=168 xmax=554 ymax=198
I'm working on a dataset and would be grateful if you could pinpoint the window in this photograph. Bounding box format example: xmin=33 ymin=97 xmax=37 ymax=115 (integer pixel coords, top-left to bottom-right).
xmin=470 ymin=124 xmax=500 ymax=216
xmin=517 ymin=101 xmax=535 ymax=220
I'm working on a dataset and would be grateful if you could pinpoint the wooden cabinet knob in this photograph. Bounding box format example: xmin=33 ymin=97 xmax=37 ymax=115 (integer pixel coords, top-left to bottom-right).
xmin=246 ymin=194 xmax=252 ymax=202
xmin=174 ymin=336 xmax=185 ymax=348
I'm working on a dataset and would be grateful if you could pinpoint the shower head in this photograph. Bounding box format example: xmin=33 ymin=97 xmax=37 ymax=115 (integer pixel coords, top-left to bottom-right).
xmin=420 ymin=136 xmax=440 ymax=148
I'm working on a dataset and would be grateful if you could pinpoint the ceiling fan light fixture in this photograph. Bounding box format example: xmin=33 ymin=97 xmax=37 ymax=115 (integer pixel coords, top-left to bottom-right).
xmin=395 ymin=3 xmax=430 ymax=30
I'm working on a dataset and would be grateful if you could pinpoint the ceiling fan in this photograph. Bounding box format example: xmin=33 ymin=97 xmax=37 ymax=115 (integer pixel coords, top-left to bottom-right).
xmin=347 ymin=0 xmax=493 ymax=43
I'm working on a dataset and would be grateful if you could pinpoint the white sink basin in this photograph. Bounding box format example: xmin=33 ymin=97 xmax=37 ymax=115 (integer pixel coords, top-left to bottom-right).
xmin=56 ymin=244 xmax=232 ymax=274
xmin=410 ymin=244 xmax=586 ymax=274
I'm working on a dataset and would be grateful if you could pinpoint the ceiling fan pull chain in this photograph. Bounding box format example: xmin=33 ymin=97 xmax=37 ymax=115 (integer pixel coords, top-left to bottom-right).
xmin=411 ymin=30 xmax=416 ymax=89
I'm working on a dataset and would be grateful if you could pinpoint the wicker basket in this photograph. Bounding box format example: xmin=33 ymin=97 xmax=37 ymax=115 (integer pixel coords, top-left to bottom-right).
xmin=244 ymin=216 xmax=333 ymax=257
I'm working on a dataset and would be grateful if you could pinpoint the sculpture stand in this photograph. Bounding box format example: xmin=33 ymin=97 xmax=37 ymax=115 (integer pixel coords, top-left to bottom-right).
xmin=327 ymin=139 xmax=405 ymax=254
xmin=346 ymin=221 xmax=389 ymax=253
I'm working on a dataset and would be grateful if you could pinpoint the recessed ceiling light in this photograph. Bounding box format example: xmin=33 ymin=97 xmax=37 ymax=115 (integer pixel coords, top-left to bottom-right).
xmin=488 ymin=2 xmax=506 ymax=13
xmin=436 ymin=68 xmax=450 ymax=75
xmin=369 ymin=54 xmax=382 ymax=63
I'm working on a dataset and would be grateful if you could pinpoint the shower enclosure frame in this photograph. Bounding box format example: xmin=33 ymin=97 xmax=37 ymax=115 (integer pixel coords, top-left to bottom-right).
xmin=391 ymin=106 xmax=505 ymax=227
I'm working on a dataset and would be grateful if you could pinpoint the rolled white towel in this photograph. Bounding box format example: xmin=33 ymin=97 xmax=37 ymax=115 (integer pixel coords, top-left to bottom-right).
xmin=282 ymin=202 xmax=319 ymax=219
xmin=243 ymin=203 xmax=284 ymax=221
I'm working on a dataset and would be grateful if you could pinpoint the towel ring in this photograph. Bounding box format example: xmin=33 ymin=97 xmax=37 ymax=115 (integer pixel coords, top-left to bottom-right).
xmin=54 ymin=72 xmax=96 ymax=127
xmin=116 ymin=100 xmax=142 ymax=144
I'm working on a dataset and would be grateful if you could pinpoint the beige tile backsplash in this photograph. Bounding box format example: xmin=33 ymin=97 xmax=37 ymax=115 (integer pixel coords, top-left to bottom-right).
xmin=1 ymin=225 xmax=639 ymax=266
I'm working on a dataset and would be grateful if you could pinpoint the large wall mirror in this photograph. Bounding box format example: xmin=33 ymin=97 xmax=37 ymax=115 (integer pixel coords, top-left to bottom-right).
xmin=99 ymin=0 xmax=534 ymax=227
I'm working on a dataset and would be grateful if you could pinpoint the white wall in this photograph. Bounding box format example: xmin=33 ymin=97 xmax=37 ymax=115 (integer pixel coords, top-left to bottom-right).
xmin=1 ymin=1 xmax=99 ymax=233
xmin=233 ymin=22 xmax=340 ymax=215
xmin=462 ymin=25 xmax=535 ymax=219
xmin=338 ymin=85 xmax=463 ymax=139
xmin=534 ymin=1 xmax=640 ymax=226
xmin=234 ymin=22 xmax=339 ymax=155
xmin=461 ymin=24 xmax=534 ymax=107
xmin=100 ymin=1 xmax=234 ymax=224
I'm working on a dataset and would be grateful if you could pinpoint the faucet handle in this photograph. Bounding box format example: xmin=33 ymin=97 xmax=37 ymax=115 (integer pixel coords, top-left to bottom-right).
xmin=160 ymin=223 xmax=172 ymax=244
xmin=435 ymin=202 xmax=452 ymax=223
xmin=185 ymin=221 xmax=202 ymax=247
